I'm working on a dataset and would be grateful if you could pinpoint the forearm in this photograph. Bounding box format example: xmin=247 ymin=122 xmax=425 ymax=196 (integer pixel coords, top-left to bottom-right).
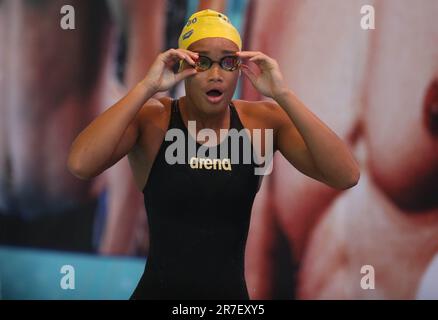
xmin=68 ymin=80 xmax=155 ymax=178
xmin=274 ymin=89 xmax=360 ymax=189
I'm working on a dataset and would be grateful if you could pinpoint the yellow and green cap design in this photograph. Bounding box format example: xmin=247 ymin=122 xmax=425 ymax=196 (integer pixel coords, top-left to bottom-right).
xmin=178 ymin=9 xmax=242 ymax=50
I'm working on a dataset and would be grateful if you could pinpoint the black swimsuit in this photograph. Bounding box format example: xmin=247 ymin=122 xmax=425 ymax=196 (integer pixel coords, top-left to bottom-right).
xmin=131 ymin=99 xmax=260 ymax=300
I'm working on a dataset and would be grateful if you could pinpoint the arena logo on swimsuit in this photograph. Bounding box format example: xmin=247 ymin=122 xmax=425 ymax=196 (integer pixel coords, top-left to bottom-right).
xmin=189 ymin=157 xmax=232 ymax=171
xmin=165 ymin=121 xmax=274 ymax=175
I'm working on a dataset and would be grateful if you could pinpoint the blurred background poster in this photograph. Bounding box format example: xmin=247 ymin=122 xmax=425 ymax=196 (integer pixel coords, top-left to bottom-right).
xmin=0 ymin=0 xmax=437 ymax=299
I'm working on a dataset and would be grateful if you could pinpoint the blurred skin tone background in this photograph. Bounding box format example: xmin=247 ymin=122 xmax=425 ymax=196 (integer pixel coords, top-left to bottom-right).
xmin=243 ymin=0 xmax=438 ymax=299
xmin=0 ymin=0 xmax=437 ymax=299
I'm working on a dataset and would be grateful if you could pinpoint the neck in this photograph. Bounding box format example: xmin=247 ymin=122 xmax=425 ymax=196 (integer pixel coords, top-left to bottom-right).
xmin=181 ymin=95 xmax=230 ymax=131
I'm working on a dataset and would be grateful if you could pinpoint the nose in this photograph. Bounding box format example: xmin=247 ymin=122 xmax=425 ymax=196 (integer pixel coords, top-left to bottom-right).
xmin=207 ymin=63 xmax=223 ymax=82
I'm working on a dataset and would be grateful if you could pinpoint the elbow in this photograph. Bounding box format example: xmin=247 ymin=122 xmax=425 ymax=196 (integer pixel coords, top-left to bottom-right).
xmin=67 ymin=155 xmax=94 ymax=180
xmin=342 ymin=175 xmax=360 ymax=190
xmin=337 ymin=167 xmax=361 ymax=190
xmin=324 ymin=164 xmax=360 ymax=190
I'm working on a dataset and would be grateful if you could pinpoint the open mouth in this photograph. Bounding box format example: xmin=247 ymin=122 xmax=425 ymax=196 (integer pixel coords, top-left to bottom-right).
xmin=207 ymin=89 xmax=223 ymax=97
xmin=206 ymin=89 xmax=224 ymax=104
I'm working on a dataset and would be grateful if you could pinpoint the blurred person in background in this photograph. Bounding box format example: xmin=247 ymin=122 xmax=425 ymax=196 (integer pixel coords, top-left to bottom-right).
xmin=0 ymin=0 xmax=115 ymax=251
xmin=243 ymin=0 xmax=438 ymax=299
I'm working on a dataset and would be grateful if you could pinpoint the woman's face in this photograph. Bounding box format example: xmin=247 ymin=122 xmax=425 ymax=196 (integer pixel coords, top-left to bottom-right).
xmin=184 ymin=37 xmax=240 ymax=115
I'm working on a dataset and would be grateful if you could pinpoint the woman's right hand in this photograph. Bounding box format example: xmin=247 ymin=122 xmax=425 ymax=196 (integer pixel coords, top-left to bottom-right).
xmin=142 ymin=48 xmax=199 ymax=93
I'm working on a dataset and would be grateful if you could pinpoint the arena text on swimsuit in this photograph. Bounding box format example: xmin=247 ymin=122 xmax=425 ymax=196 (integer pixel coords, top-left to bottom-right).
xmin=165 ymin=121 xmax=274 ymax=175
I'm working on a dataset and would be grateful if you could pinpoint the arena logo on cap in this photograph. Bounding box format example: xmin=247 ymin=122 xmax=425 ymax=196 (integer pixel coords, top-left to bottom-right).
xmin=182 ymin=30 xmax=194 ymax=40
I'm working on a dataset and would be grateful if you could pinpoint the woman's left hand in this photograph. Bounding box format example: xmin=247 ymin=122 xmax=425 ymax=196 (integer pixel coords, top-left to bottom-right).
xmin=237 ymin=51 xmax=288 ymax=99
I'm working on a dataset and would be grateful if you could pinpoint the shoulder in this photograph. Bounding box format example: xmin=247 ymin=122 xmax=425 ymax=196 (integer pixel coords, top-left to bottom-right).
xmin=136 ymin=96 xmax=172 ymax=131
xmin=232 ymin=99 xmax=288 ymax=130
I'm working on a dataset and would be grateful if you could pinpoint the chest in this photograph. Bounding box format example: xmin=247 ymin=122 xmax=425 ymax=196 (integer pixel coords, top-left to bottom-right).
xmin=150 ymin=140 xmax=260 ymax=202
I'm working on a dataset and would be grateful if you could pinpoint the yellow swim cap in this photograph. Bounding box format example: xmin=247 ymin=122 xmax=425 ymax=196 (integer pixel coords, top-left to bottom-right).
xmin=178 ymin=9 xmax=242 ymax=51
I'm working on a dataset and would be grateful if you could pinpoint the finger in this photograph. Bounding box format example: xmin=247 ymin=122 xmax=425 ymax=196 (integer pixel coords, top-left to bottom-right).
xmin=241 ymin=64 xmax=256 ymax=77
xmin=174 ymin=67 xmax=197 ymax=83
xmin=175 ymin=49 xmax=198 ymax=65
xmin=241 ymin=63 xmax=254 ymax=70
xmin=241 ymin=62 xmax=261 ymax=74
xmin=238 ymin=52 xmax=272 ymax=69
xmin=249 ymin=55 xmax=270 ymax=65
xmin=165 ymin=49 xmax=196 ymax=67
xmin=165 ymin=49 xmax=193 ymax=64
xmin=178 ymin=49 xmax=199 ymax=59
xmin=236 ymin=51 xmax=264 ymax=59
xmin=241 ymin=65 xmax=257 ymax=84
xmin=181 ymin=55 xmax=196 ymax=66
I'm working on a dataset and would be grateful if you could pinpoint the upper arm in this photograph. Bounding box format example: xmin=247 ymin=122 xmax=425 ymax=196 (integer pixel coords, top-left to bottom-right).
xmin=272 ymin=103 xmax=328 ymax=184
xmin=105 ymin=98 xmax=164 ymax=169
